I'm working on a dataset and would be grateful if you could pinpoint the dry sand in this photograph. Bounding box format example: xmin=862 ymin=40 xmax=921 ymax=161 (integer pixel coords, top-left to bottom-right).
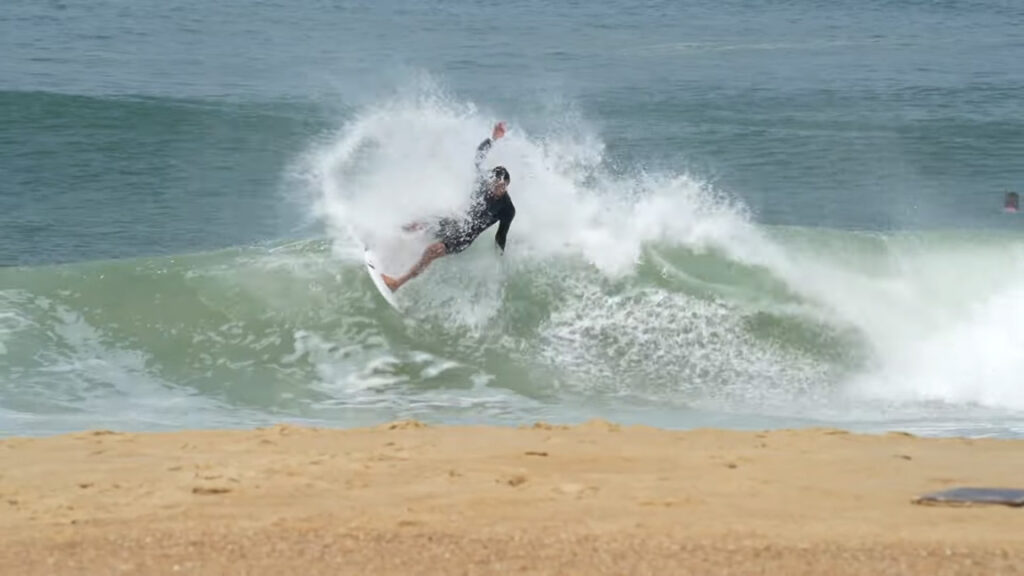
xmin=1 ymin=421 xmax=1022 ymax=575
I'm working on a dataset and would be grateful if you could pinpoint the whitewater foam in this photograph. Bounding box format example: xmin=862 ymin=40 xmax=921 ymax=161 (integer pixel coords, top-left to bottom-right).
xmin=744 ymin=231 xmax=1024 ymax=411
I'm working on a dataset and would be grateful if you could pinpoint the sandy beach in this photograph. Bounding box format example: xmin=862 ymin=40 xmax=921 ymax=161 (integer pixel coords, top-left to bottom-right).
xmin=1 ymin=421 xmax=1022 ymax=575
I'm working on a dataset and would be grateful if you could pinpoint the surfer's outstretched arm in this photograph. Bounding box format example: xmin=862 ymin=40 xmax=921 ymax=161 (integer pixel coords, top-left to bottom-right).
xmin=474 ymin=122 xmax=506 ymax=170
xmin=474 ymin=139 xmax=492 ymax=170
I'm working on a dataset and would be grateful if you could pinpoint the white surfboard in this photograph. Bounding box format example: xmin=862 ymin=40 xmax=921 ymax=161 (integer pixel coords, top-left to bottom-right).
xmin=364 ymin=248 xmax=400 ymax=310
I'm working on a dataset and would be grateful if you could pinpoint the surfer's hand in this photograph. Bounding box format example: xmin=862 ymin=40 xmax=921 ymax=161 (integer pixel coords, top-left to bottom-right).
xmin=492 ymin=122 xmax=506 ymax=141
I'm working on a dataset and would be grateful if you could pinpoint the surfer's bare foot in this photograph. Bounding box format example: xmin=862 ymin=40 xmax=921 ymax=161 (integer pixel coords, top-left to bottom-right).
xmin=381 ymin=274 xmax=400 ymax=292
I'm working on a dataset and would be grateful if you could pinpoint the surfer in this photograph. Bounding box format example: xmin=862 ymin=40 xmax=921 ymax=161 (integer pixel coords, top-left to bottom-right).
xmin=382 ymin=122 xmax=516 ymax=292
xmin=1005 ymin=191 xmax=1019 ymax=213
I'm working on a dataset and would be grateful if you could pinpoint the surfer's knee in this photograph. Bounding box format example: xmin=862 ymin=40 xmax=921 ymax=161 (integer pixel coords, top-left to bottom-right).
xmin=427 ymin=242 xmax=447 ymax=259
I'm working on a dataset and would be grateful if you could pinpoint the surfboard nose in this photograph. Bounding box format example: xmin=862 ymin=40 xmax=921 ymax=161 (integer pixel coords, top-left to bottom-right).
xmin=364 ymin=248 xmax=401 ymax=310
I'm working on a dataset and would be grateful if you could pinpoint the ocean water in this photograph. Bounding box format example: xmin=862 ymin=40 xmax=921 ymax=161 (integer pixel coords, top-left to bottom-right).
xmin=3 ymin=0 xmax=1024 ymax=437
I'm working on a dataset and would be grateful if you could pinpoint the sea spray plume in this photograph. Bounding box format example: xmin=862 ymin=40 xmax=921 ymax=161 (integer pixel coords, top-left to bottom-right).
xmin=301 ymin=94 xmax=492 ymax=262
xmin=301 ymin=90 xmax=760 ymax=277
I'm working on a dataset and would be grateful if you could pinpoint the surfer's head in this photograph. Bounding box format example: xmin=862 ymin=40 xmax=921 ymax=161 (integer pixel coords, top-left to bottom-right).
xmin=1005 ymin=191 xmax=1019 ymax=213
xmin=490 ymin=166 xmax=510 ymax=196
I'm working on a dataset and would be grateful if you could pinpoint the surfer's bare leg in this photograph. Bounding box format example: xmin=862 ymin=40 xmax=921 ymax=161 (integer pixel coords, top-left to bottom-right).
xmin=382 ymin=242 xmax=446 ymax=292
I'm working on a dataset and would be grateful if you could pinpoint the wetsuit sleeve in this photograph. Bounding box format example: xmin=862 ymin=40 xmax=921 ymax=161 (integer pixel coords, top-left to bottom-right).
xmin=474 ymin=138 xmax=493 ymax=170
xmin=494 ymin=201 xmax=515 ymax=253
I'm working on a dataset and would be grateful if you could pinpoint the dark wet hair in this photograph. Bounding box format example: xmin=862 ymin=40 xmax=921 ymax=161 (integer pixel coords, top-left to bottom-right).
xmin=491 ymin=166 xmax=510 ymax=185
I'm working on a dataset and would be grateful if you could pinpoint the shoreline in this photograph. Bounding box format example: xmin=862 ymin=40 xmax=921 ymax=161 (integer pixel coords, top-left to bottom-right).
xmin=2 ymin=421 xmax=1022 ymax=574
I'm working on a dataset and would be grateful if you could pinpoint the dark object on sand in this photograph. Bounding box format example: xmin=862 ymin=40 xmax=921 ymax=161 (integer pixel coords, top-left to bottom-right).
xmin=913 ymin=487 xmax=1024 ymax=507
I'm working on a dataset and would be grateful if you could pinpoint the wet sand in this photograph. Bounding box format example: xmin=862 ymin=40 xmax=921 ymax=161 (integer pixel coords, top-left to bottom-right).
xmin=2 ymin=421 xmax=1022 ymax=575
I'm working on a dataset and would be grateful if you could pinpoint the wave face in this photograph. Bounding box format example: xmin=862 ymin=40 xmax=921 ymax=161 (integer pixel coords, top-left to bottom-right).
xmin=3 ymin=230 xmax=1023 ymax=437
xmin=5 ymin=92 xmax=1023 ymax=438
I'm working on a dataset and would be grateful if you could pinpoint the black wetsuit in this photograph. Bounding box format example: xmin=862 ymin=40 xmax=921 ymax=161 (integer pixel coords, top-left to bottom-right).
xmin=435 ymin=138 xmax=516 ymax=254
